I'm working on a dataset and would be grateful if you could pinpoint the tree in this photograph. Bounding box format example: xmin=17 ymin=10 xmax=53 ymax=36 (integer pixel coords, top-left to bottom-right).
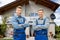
xmin=0 ymin=17 xmax=7 ymax=38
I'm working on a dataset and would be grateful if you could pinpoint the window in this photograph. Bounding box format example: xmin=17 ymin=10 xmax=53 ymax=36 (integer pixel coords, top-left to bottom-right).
xmin=30 ymin=13 xmax=38 ymax=17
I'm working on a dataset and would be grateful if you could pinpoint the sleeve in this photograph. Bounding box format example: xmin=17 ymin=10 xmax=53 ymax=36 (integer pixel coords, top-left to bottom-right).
xmin=11 ymin=17 xmax=23 ymax=29
xmin=41 ymin=18 xmax=50 ymax=29
xmin=23 ymin=17 xmax=29 ymax=27
xmin=32 ymin=19 xmax=41 ymax=30
xmin=34 ymin=18 xmax=49 ymax=29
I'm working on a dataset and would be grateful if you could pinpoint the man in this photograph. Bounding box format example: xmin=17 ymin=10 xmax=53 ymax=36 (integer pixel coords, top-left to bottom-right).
xmin=33 ymin=9 xmax=49 ymax=40
xmin=11 ymin=6 xmax=29 ymax=40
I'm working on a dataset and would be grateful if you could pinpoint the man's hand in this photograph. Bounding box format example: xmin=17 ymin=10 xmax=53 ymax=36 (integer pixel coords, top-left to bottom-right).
xmin=26 ymin=35 xmax=30 ymax=38
xmin=33 ymin=33 xmax=36 ymax=36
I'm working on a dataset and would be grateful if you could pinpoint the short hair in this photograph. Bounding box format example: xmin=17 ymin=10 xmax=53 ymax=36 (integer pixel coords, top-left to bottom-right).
xmin=38 ymin=9 xmax=44 ymax=12
xmin=16 ymin=6 xmax=22 ymax=9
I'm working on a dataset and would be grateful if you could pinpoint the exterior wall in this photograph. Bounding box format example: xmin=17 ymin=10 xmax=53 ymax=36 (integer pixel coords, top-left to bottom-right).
xmin=2 ymin=2 xmax=55 ymax=38
xmin=3 ymin=5 xmax=25 ymax=17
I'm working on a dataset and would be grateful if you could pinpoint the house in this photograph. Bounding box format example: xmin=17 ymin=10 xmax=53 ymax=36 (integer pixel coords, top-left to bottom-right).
xmin=0 ymin=0 xmax=59 ymax=39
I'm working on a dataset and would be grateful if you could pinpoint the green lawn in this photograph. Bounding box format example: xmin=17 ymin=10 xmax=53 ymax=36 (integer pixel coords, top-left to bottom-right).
xmin=0 ymin=37 xmax=13 ymax=40
xmin=0 ymin=39 xmax=13 ymax=40
xmin=0 ymin=37 xmax=60 ymax=40
xmin=56 ymin=38 xmax=60 ymax=40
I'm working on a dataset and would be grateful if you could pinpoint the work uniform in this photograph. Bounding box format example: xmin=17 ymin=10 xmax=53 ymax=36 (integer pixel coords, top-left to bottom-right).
xmin=33 ymin=16 xmax=49 ymax=40
xmin=11 ymin=14 xmax=29 ymax=40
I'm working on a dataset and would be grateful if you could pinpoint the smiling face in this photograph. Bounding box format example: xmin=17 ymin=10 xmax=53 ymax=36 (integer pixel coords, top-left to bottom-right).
xmin=38 ymin=9 xmax=44 ymax=18
xmin=16 ymin=6 xmax=22 ymax=16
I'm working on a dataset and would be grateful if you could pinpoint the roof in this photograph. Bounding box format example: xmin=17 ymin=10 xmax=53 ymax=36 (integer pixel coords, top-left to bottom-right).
xmin=31 ymin=0 xmax=60 ymax=11
xmin=0 ymin=0 xmax=29 ymax=15
xmin=0 ymin=0 xmax=59 ymax=15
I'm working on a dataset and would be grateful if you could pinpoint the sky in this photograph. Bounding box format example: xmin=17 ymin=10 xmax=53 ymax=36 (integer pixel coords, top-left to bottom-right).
xmin=51 ymin=0 xmax=60 ymax=4
xmin=54 ymin=7 xmax=60 ymax=26
xmin=51 ymin=0 xmax=60 ymax=26
xmin=0 ymin=0 xmax=15 ymax=7
xmin=0 ymin=0 xmax=60 ymax=26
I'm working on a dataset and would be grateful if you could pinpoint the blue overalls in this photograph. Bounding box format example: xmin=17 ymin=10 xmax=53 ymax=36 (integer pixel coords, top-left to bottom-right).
xmin=34 ymin=17 xmax=49 ymax=40
xmin=11 ymin=14 xmax=28 ymax=40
